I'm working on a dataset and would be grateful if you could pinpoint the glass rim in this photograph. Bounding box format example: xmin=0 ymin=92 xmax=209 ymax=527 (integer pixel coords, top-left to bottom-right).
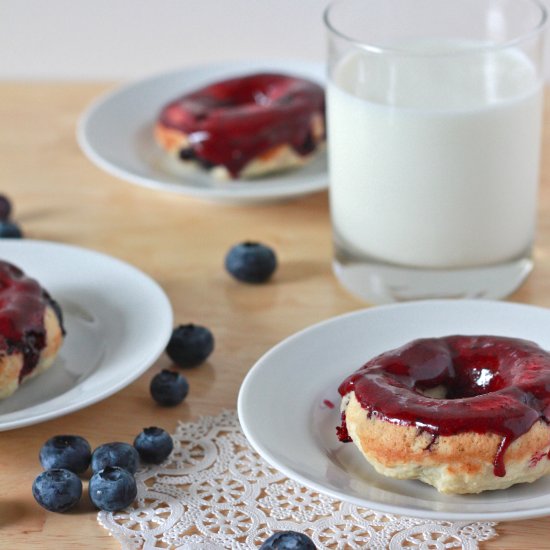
xmin=323 ymin=0 xmax=548 ymax=56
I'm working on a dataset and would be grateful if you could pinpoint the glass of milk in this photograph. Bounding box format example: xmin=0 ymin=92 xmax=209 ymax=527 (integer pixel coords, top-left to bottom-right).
xmin=325 ymin=0 xmax=547 ymax=303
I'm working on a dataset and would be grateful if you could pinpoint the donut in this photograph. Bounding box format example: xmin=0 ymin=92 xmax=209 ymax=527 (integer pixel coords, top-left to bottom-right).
xmin=0 ymin=261 xmax=65 ymax=399
xmin=337 ymin=335 xmax=550 ymax=494
xmin=154 ymin=72 xmax=325 ymax=180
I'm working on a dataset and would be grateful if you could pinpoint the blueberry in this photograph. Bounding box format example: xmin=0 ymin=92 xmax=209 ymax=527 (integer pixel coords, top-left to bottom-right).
xmin=134 ymin=427 xmax=174 ymax=464
xmin=89 ymin=466 xmax=137 ymax=511
xmin=32 ymin=469 xmax=82 ymax=513
xmin=260 ymin=531 xmax=316 ymax=550
xmin=166 ymin=324 xmax=214 ymax=368
xmin=0 ymin=194 xmax=12 ymax=221
xmin=39 ymin=435 xmax=91 ymax=474
xmin=0 ymin=221 xmax=22 ymax=238
xmin=150 ymin=369 xmax=189 ymax=406
xmin=225 ymin=241 xmax=277 ymax=283
xmin=91 ymin=442 xmax=139 ymax=474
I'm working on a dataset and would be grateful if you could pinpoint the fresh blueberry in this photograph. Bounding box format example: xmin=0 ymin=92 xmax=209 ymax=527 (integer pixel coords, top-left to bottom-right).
xmin=166 ymin=324 xmax=214 ymax=368
xmin=91 ymin=442 xmax=139 ymax=474
xmin=260 ymin=531 xmax=316 ymax=550
xmin=0 ymin=194 xmax=12 ymax=221
xmin=134 ymin=427 xmax=174 ymax=464
xmin=225 ymin=241 xmax=277 ymax=283
xmin=89 ymin=466 xmax=137 ymax=511
xmin=32 ymin=469 xmax=82 ymax=513
xmin=39 ymin=435 xmax=91 ymax=474
xmin=0 ymin=221 xmax=22 ymax=238
xmin=150 ymin=369 xmax=189 ymax=406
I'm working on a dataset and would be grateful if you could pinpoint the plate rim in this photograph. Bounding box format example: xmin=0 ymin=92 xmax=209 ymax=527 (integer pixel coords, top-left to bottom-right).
xmin=238 ymin=299 xmax=550 ymax=521
xmin=76 ymin=58 xmax=328 ymax=203
xmin=0 ymin=239 xmax=173 ymax=431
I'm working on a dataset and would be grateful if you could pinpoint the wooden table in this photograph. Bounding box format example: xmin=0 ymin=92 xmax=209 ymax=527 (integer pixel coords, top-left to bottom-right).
xmin=1 ymin=83 xmax=549 ymax=549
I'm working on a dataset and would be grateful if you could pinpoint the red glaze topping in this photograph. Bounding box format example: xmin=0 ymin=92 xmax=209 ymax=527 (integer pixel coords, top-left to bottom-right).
xmin=338 ymin=335 xmax=550 ymax=477
xmin=158 ymin=73 xmax=325 ymax=178
xmin=336 ymin=412 xmax=352 ymax=443
xmin=0 ymin=261 xmax=59 ymax=381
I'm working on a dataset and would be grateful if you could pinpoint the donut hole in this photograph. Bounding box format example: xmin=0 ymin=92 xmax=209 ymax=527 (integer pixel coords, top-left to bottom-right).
xmin=447 ymin=353 xmax=505 ymax=398
xmin=417 ymin=385 xmax=447 ymax=399
xmin=297 ymin=132 xmax=316 ymax=155
xmin=414 ymin=353 xmax=505 ymax=399
xmin=386 ymin=340 xmax=505 ymax=400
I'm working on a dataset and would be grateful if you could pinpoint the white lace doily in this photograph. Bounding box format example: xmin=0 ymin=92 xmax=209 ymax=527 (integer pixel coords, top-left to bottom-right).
xmin=98 ymin=410 xmax=498 ymax=549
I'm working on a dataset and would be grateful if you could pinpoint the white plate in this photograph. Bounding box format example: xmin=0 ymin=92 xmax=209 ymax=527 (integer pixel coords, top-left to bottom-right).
xmin=77 ymin=60 xmax=327 ymax=204
xmin=238 ymin=300 xmax=550 ymax=521
xmin=0 ymin=240 xmax=173 ymax=430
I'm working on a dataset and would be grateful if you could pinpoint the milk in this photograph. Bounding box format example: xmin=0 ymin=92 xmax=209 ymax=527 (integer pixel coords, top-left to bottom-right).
xmin=328 ymin=44 xmax=543 ymax=269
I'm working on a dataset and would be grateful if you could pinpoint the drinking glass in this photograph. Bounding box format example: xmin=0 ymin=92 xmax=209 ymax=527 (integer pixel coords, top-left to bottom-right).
xmin=325 ymin=0 xmax=547 ymax=303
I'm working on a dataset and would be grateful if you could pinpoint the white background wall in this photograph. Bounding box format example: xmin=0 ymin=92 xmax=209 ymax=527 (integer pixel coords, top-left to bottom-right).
xmin=0 ymin=0 xmax=327 ymax=80
xmin=1 ymin=0 xmax=550 ymax=80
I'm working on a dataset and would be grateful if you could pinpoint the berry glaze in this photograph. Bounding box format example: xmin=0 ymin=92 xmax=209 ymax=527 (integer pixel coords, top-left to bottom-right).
xmin=0 ymin=261 xmax=63 ymax=381
xmin=337 ymin=335 xmax=550 ymax=477
xmin=158 ymin=73 xmax=325 ymax=178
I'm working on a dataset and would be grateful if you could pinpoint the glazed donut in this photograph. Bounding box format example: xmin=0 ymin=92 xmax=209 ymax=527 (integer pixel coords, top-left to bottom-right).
xmin=0 ymin=261 xmax=65 ymax=399
xmin=337 ymin=335 xmax=550 ymax=494
xmin=155 ymin=72 xmax=325 ymax=180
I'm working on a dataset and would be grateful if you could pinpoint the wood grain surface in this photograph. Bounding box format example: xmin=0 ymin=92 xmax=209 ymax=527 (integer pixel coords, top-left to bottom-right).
xmin=0 ymin=83 xmax=549 ymax=549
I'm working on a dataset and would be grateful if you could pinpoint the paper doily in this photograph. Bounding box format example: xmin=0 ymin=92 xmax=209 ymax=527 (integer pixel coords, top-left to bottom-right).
xmin=98 ymin=410 xmax=498 ymax=549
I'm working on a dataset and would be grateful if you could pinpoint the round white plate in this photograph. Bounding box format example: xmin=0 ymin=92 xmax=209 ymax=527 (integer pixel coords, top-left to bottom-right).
xmin=0 ymin=240 xmax=173 ymax=430
xmin=238 ymin=300 xmax=550 ymax=521
xmin=77 ymin=60 xmax=327 ymax=204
